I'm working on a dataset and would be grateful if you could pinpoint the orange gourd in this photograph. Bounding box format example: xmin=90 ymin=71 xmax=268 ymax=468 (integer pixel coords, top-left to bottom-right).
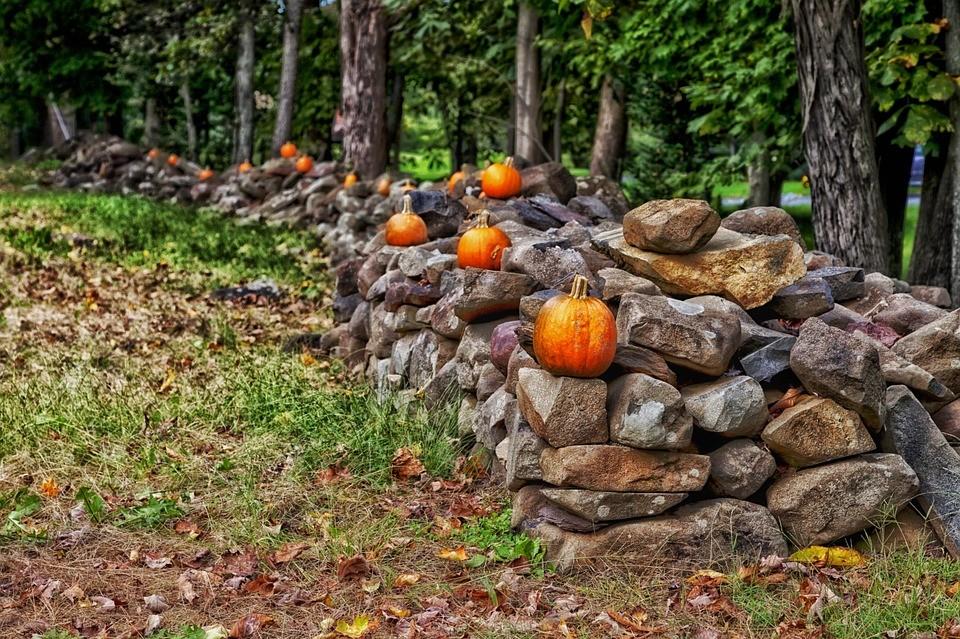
xmin=533 ymin=275 xmax=617 ymax=378
xmin=376 ymin=177 xmax=392 ymax=197
xmin=197 ymin=168 xmax=214 ymax=181
xmin=147 ymin=148 xmax=160 ymax=160
xmin=457 ymin=210 xmax=511 ymax=270
xmin=448 ymin=168 xmax=466 ymax=194
xmin=167 ymin=154 xmax=179 ymax=167
xmin=295 ymin=155 xmax=314 ymax=173
xmin=280 ymin=142 xmax=297 ymax=158
xmin=344 ymin=172 xmax=358 ymax=188
xmin=238 ymin=161 xmax=253 ymax=173
xmin=385 ymin=195 xmax=428 ymax=247
xmin=481 ymin=157 xmax=521 ymax=199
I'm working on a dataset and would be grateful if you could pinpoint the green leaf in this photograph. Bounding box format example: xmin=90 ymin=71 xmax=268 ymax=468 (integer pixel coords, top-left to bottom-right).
xmin=928 ymin=73 xmax=955 ymax=101
xmin=76 ymin=486 xmax=107 ymax=522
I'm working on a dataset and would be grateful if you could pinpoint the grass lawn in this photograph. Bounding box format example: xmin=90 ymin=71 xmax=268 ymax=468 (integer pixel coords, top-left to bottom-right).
xmin=1 ymin=182 xmax=959 ymax=638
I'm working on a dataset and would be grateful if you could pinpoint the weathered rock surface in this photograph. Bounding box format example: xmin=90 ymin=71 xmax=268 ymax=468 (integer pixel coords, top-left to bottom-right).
xmin=597 ymin=267 xmax=661 ymax=301
xmin=708 ymin=439 xmax=776 ymax=499
xmin=720 ymin=206 xmax=805 ymax=246
xmin=505 ymin=413 xmax=546 ymax=490
xmin=766 ymin=454 xmax=919 ymax=546
xmin=540 ymin=488 xmax=687 ymax=523
xmin=790 ymin=318 xmax=886 ymax=430
xmin=607 ymin=373 xmax=693 ymax=450
xmin=882 ymin=386 xmax=960 ymax=557
xmin=520 ymin=162 xmax=578 ymax=203
xmin=594 ymin=226 xmax=806 ymax=309
xmin=453 ymin=268 xmax=537 ymax=322
xmin=766 ymin=275 xmax=834 ymax=319
xmin=761 ymin=398 xmax=875 ymax=468
xmin=527 ymin=498 xmax=787 ymax=571
xmin=511 ymin=486 xmax=600 ymax=533
xmin=617 ymin=294 xmax=741 ymax=376
xmin=517 ymin=369 xmax=608 ymax=447
xmin=622 ymin=199 xmax=720 ymax=254
xmin=910 ymin=285 xmax=952 ymax=309
xmin=681 ymin=375 xmax=768 ymax=437
xmin=892 ymin=310 xmax=960 ymax=395
xmin=933 ymin=400 xmax=960 ymax=443
xmin=810 ymin=266 xmax=865 ymax=302
xmin=540 ymin=445 xmax=710 ymax=493
xmin=871 ymin=293 xmax=948 ymax=335
xmin=612 ymin=344 xmax=678 ymax=386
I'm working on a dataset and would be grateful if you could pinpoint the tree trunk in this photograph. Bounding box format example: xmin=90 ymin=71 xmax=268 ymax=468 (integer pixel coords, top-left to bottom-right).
xmin=143 ymin=97 xmax=159 ymax=147
xmin=947 ymin=0 xmax=960 ymax=296
xmin=746 ymin=137 xmax=773 ymax=207
xmin=271 ymin=0 xmax=304 ymax=154
xmin=590 ymin=75 xmax=627 ymax=179
xmin=179 ymin=80 xmax=197 ymax=161
xmin=911 ymin=136 xmax=952 ymax=286
xmin=506 ymin=93 xmax=517 ymax=156
xmin=234 ymin=2 xmax=256 ymax=164
xmin=790 ymin=0 xmax=890 ymax=273
xmin=386 ymin=70 xmax=404 ymax=168
xmin=515 ymin=2 xmax=543 ymax=164
xmin=340 ymin=0 xmax=388 ymax=178
xmin=551 ymin=79 xmax=565 ymax=162
xmin=875 ymin=129 xmax=914 ymax=277
xmin=8 ymin=127 xmax=20 ymax=159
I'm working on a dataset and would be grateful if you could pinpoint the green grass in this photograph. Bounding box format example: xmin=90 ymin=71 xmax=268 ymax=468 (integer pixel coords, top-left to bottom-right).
xmin=0 ymin=190 xmax=325 ymax=290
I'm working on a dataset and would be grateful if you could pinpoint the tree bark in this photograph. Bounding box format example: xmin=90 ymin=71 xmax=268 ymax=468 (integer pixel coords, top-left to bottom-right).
xmin=947 ymin=0 xmax=960 ymax=296
xmin=179 ymin=80 xmax=197 ymax=161
xmin=911 ymin=135 xmax=952 ymax=286
xmin=875 ymin=128 xmax=914 ymax=277
xmin=143 ymin=97 xmax=159 ymax=147
xmin=506 ymin=93 xmax=517 ymax=156
xmin=340 ymin=0 xmax=388 ymax=178
xmin=590 ymin=75 xmax=627 ymax=179
xmin=234 ymin=2 xmax=256 ymax=164
xmin=271 ymin=0 xmax=304 ymax=154
xmin=515 ymin=2 xmax=543 ymax=164
xmin=790 ymin=0 xmax=891 ymax=273
xmin=746 ymin=137 xmax=773 ymax=207
xmin=551 ymin=79 xmax=565 ymax=162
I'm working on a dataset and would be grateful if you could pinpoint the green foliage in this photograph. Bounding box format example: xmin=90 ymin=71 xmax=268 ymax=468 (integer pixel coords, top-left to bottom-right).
xmin=0 ymin=488 xmax=43 ymax=537
xmin=457 ymin=509 xmax=548 ymax=573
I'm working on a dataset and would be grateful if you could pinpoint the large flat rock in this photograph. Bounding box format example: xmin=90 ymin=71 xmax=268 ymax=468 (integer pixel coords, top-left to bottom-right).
xmin=593 ymin=226 xmax=805 ymax=309
xmin=540 ymin=445 xmax=710 ymax=493
xmin=882 ymin=385 xmax=960 ymax=557
xmin=525 ymin=498 xmax=787 ymax=572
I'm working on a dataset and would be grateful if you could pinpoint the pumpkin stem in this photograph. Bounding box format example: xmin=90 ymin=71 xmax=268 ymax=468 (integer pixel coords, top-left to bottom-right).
xmin=476 ymin=209 xmax=490 ymax=228
xmin=570 ymin=274 xmax=589 ymax=299
xmin=504 ymin=156 xmax=515 ymax=168
xmin=401 ymin=194 xmax=413 ymax=214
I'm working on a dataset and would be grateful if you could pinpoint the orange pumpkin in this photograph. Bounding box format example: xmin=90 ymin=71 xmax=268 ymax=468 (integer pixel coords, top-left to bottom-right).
xmin=280 ymin=141 xmax=297 ymax=159
xmin=238 ymin=160 xmax=253 ymax=173
xmin=448 ymin=168 xmax=466 ymax=194
xmin=295 ymin=155 xmax=314 ymax=173
xmin=167 ymin=154 xmax=179 ymax=167
xmin=457 ymin=210 xmax=511 ymax=270
xmin=481 ymin=157 xmax=521 ymax=199
xmin=197 ymin=168 xmax=214 ymax=181
xmin=343 ymin=172 xmax=358 ymax=188
xmin=385 ymin=195 xmax=429 ymax=247
xmin=147 ymin=148 xmax=160 ymax=160
xmin=533 ymin=275 xmax=617 ymax=378
xmin=376 ymin=176 xmax=392 ymax=197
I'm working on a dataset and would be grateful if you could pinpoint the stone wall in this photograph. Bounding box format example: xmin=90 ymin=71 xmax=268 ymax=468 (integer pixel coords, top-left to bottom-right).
xmin=46 ymin=134 xmax=960 ymax=570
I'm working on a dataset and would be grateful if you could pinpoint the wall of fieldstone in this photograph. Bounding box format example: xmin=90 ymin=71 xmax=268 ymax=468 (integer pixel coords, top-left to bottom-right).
xmin=46 ymin=133 xmax=960 ymax=570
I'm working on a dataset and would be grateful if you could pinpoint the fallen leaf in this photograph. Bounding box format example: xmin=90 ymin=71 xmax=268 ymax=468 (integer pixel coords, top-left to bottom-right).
xmin=271 ymin=541 xmax=310 ymax=564
xmin=145 ymin=554 xmax=173 ymax=569
xmin=686 ymin=570 xmax=729 ymax=586
xmin=315 ymin=464 xmax=351 ymax=485
xmin=336 ymin=615 xmax=377 ymax=638
xmin=393 ymin=573 xmax=420 ymax=588
xmin=90 ymin=595 xmax=116 ymax=611
xmin=63 ymin=585 xmax=85 ymax=602
xmin=40 ymin=477 xmax=61 ymax=498
xmin=789 ymin=546 xmax=866 ymax=568
xmin=337 ymin=555 xmax=371 ymax=581
xmin=243 ymin=575 xmax=277 ymax=596
xmin=436 ymin=546 xmax=468 ymax=562
xmin=300 ymin=351 xmax=317 ymax=366
xmin=202 ymin=626 xmax=229 ymax=639
xmin=391 ymin=447 xmax=426 ymax=481
xmin=940 ymin=619 xmax=960 ymax=638
xmin=143 ymin=594 xmax=170 ymax=613
xmin=219 ymin=548 xmax=259 ymax=577
xmin=382 ymin=606 xmax=411 ymax=619
xmin=145 ymin=614 xmax=163 ymax=636
xmin=228 ymin=613 xmax=274 ymax=638
xmin=159 ymin=368 xmax=177 ymax=393
xmin=769 ymin=388 xmax=810 ymax=417
xmin=174 ymin=519 xmax=202 ymax=538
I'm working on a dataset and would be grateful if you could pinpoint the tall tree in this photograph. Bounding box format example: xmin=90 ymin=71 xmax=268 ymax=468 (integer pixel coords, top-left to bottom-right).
xmin=234 ymin=0 xmax=256 ymax=163
xmin=340 ymin=0 xmax=388 ymax=177
xmin=791 ymin=0 xmax=890 ymax=273
xmin=590 ymin=75 xmax=626 ymax=178
xmin=180 ymin=79 xmax=197 ymax=160
xmin=515 ymin=1 xmax=543 ymax=164
xmin=947 ymin=0 xmax=960 ymax=295
xmin=271 ymin=0 xmax=304 ymax=154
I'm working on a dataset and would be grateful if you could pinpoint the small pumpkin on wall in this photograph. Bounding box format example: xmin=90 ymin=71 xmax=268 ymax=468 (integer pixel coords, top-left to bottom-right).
xmin=279 ymin=141 xmax=298 ymax=159
xmin=376 ymin=176 xmax=392 ymax=197
xmin=295 ymin=155 xmax=314 ymax=173
xmin=457 ymin=210 xmax=511 ymax=271
xmin=146 ymin=148 xmax=160 ymax=160
xmin=481 ymin=157 xmax=521 ymax=199
xmin=385 ymin=195 xmax=428 ymax=247
xmin=343 ymin=172 xmax=358 ymax=188
xmin=238 ymin=160 xmax=253 ymax=173
xmin=533 ymin=274 xmax=617 ymax=378
xmin=197 ymin=168 xmax=214 ymax=181
xmin=448 ymin=167 xmax=466 ymax=194
xmin=167 ymin=154 xmax=180 ymax=167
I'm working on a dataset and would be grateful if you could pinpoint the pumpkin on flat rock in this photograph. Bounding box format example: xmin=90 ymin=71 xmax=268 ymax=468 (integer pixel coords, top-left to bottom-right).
xmin=457 ymin=210 xmax=511 ymax=270
xmin=238 ymin=160 xmax=253 ymax=173
xmin=385 ymin=195 xmax=429 ymax=247
xmin=295 ymin=155 xmax=314 ymax=173
xmin=166 ymin=153 xmax=179 ymax=167
xmin=533 ymin=274 xmax=617 ymax=378
xmin=279 ymin=141 xmax=297 ymax=158
xmin=197 ymin=168 xmax=214 ymax=181
xmin=482 ymin=157 xmax=522 ymax=199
